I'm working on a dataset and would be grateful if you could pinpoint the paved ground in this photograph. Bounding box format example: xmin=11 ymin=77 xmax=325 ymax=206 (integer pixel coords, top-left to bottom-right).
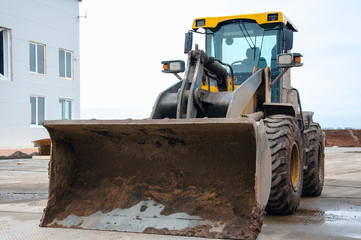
xmin=0 ymin=147 xmax=360 ymax=240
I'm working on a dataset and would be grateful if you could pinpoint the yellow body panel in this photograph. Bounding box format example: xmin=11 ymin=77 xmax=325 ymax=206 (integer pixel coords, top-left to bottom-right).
xmin=201 ymin=75 xmax=236 ymax=92
xmin=193 ymin=11 xmax=297 ymax=32
xmin=201 ymin=84 xmax=219 ymax=92
xmin=200 ymin=75 xmax=256 ymax=113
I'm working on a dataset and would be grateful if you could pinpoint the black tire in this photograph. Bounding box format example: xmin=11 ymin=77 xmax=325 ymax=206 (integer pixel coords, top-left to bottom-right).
xmin=302 ymin=123 xmax=325 ymax=196
xmin=264 ymin=115 xmax=304 ymax=214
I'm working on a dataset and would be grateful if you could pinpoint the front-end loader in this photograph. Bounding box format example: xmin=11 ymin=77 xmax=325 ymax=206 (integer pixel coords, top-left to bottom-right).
xmin=40 ymin=12 xmax=325 ymax=239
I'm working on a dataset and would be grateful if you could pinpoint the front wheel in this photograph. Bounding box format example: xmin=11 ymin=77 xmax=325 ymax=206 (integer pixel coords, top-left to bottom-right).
xmin=265 ymin=115 xmax=304 ymax=214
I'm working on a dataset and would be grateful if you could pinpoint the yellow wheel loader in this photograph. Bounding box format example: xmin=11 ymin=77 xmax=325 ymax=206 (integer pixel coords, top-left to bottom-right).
xmin=40 ymin=12 xmax=325 ymax=239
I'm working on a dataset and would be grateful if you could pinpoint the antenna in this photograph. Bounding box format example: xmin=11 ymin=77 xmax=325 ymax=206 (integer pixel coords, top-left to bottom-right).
xmin=77 ymin=11 xmax=87 ymax=20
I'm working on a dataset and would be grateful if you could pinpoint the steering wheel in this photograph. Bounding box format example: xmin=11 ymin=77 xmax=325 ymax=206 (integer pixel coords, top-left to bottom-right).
xmin=231 ymin=60 xmax=243 ymax=67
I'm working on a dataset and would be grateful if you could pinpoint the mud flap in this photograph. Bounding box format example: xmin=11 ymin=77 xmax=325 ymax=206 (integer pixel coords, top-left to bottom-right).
xmin=40 ymin=118 xmax=271 ymax=239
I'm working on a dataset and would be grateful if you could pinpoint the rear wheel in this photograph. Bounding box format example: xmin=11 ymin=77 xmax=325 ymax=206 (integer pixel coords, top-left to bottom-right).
xmin=265 ymin=115 xmax=303 ymax=214
xmin=302 ymin=123 xmax=325 ymax=196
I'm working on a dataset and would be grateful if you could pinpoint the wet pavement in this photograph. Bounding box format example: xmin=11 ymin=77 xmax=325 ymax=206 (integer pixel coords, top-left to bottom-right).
xmin=0 ymin=147 xmax=360 ymax=240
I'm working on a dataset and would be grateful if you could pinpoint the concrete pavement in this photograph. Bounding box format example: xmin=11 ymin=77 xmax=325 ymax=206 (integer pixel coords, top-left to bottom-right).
xmin=0 ymin=148 xmax=360 ymax=240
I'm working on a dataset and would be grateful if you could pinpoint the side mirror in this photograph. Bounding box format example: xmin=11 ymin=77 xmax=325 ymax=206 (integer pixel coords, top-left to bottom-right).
xmin=184 ymin=31 xmax=193 ymax=54
xmin=282 ymin=29 xmax=293 ymax=51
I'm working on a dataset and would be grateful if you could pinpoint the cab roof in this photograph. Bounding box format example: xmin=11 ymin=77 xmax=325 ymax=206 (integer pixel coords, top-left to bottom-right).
xmin=192 ymin=11 xmax=298 ymax=32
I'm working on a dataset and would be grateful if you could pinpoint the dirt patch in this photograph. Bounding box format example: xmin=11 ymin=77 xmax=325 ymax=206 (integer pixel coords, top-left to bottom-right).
xmin=324 ymin=129 xmax=361 ymax=147
xmin=42 ymin=172 xmax=263 ymax=239
xmin=0 ymin=151 xmax=37 ymax=160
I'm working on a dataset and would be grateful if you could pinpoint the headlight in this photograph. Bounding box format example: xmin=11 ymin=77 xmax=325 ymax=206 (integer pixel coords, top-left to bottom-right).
xmin=278 ymin=54 xmax=293 ymax=65
xmin=161 ymin=60 xmax=185 ymax=73
xmin=277 ymin=53 xmax=303 ymax=68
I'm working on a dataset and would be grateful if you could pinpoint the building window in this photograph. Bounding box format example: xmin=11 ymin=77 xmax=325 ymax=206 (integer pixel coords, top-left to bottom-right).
xmin=0 ymin=27 xmax=11 ymax=81
xmin=29 ymin=41 xmax=46 ymax=75
xmin=59 ymin=49 xmax=73 ymax=79
xmin=59 ymin=98 xmax=72 ymax=120
xmin=30 ymin=96 xmax=45 ymax=125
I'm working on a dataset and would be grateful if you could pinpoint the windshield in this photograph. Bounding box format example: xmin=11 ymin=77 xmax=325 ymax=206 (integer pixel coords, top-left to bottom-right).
xmin=206 ymin=20 xmax=280 ymax=83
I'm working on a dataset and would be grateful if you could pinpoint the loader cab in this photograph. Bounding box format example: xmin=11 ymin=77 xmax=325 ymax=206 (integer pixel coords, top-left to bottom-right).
xmin=191 ymin=12 xmax=297 ymax=102
xmin=205 ymin=20 xmax=280 ymax=84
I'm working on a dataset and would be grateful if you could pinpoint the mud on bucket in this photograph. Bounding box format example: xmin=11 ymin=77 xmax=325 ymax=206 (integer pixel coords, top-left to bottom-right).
xmin=40 ymin=118 xmax=271 ymax=239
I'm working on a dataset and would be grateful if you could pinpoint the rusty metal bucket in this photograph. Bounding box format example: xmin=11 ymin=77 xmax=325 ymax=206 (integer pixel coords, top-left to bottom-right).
xmin=40 ymin=118 xmax=271 ymax=239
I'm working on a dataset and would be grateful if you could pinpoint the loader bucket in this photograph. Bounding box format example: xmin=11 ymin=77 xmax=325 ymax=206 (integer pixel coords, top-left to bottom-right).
xmin=40 ymin=118 xmax=271 ymax=239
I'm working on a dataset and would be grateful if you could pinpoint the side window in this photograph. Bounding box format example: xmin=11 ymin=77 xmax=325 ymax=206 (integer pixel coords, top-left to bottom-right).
xmin=30 ymin=96 xmax=45 ymax=125
xmin=59 ymin=49 xmax=73 ymax=79
xmin=29 ymin=41 xmax=46 ymax=75
xmin=0 ymin=27 xmax=11 ymax=81
xmin=59 ymin=98 xmax=72 ymax=120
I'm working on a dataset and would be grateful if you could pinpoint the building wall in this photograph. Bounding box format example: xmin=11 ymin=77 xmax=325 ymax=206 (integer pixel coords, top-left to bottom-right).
xmin=0 ymin=0 xmax=80 ymax=152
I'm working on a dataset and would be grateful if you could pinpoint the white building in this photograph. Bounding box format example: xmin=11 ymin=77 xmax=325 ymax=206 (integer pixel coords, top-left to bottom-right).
xmin=0 ymin=0 xmax=81 ymax=156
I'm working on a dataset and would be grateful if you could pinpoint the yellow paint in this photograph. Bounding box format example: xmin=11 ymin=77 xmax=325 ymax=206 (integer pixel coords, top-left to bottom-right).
xmin=242 ymin=103 xmax=249 ymax=115
xmin=193 ymin=11 xmax=297 ymax=32
xmin=200 ymin=85 xmax=219 ymax=92
xmin=292 ymin=162 xmax=297 ymax=186
xmin=199 ymin=70 xmax=257 ymax=115
xmin=200 ymin=74 xmax=235 ymax=92
xmin=200 ymin=68 xmax=259 ymax=116
xmin=291 ymin=144 xmax=300 ymax=189
xmin=211 ymin=86 xmax=219 ymax=92
xmin=241 ymin=96 xmax=256 ymax=115
xmin=227 ymin=75 xmax=234 ymax=92
xmin=201 ymin=76 xmax=219 ymax=92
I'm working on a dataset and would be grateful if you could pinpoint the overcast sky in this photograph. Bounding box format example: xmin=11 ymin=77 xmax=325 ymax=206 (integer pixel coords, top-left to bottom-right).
xmin=79 ymin=0 xmax=361 ymax=129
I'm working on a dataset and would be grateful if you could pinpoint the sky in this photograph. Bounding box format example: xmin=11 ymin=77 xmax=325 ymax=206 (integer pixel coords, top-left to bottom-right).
xmin=79 ymin=0 xmax=361 ymax=129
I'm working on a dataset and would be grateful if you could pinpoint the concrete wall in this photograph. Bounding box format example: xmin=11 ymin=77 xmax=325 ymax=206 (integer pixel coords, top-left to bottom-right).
xmin=0 ymin=0 xmax=80 ymax=151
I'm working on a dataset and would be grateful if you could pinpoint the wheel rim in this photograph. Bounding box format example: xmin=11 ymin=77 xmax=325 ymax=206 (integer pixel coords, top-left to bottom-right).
xmin=290 ymin=143 xmax=301 ymax=191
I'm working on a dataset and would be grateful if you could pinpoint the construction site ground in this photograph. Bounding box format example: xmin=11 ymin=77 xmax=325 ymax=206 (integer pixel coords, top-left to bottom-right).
xmin=1 ymin=147 xmax=360 ymax=240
